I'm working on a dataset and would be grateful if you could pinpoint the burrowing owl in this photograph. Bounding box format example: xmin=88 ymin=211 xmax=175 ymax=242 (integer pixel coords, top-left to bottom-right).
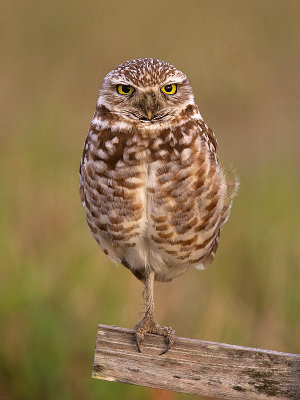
xmin=80 ymin=58 xmax=238 ymax=353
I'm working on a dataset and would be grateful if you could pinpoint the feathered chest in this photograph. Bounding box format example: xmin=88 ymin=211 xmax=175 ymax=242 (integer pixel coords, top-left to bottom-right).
xmin=80 ymin=116 xmax=227 ymax=279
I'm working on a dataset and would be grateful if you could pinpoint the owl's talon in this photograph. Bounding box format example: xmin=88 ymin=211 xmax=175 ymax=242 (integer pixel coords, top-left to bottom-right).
xmin=134 ymin=330 xmax=144 ymax=353
xmin=159 ymin=328 xmax=175 ymax=355
xmin=160 ymin=345 xmax=170 ymax=355
xmin=134 ymin=316 xmax=175 ymax=354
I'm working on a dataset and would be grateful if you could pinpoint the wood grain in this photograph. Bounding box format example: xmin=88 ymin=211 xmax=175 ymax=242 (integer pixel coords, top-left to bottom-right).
xmin=92 ymin=324 xmax=300 ymax=399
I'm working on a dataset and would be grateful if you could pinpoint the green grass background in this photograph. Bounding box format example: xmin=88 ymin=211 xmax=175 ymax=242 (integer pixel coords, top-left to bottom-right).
xmin=1 ymin=1 xmax=299 ymax=399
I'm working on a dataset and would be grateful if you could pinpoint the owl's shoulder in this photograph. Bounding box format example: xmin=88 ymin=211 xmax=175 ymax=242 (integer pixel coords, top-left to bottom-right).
xmin=196 ymin=119 xmax=218 ymax=152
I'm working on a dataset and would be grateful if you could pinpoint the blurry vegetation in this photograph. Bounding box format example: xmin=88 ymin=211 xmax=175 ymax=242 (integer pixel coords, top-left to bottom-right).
xmin=0 ymin=1 xmax=299 ymax=399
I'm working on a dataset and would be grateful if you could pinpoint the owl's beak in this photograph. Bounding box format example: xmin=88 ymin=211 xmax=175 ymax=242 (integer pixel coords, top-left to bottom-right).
xmin=146 ymin=109 xmax=153 ymax=120
xmin=142 ymin=93 xmax=157 ymax=121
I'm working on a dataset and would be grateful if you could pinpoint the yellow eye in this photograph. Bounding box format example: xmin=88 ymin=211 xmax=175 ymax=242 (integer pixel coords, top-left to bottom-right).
xmin=117 ymin=84 xmax=135 ymax=95
xmin=161 ymin=83 xmax=177 ymax=95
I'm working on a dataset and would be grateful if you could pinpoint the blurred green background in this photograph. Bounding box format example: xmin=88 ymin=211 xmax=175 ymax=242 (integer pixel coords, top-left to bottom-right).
xmin=1 ymin=1 xmax=299 ymax=399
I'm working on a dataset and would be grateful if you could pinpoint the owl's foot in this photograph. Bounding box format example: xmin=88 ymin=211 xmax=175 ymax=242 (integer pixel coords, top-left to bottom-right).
xmin=134 ymin=313 xmax=175 ymax=355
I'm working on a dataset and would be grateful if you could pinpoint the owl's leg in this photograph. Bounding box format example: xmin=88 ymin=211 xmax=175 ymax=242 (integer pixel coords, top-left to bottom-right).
xmin=134 ymin=269 xmax=175 ymax=355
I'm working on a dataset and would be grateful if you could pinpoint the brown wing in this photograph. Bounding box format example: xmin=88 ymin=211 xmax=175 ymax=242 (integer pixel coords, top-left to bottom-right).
xmin=147 ymin=115 xmax=236 ymax=273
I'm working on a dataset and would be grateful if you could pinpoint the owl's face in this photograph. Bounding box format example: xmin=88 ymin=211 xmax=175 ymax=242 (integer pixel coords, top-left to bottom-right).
xmin=98 ymin=58 xmax=195 ymax=124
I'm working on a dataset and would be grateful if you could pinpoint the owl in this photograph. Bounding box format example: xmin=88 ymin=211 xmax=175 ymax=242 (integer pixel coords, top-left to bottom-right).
xmin=80 ymin=58 xmax=238 ymax=354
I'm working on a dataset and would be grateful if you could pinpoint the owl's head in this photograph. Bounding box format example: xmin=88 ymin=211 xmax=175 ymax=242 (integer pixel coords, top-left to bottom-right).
xmin=98 ymin=58 xmax=195 ymax=124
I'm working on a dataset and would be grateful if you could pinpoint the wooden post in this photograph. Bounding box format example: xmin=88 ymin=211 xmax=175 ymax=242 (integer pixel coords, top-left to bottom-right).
xmin=92 ymin=324 xmax=300 ymax=400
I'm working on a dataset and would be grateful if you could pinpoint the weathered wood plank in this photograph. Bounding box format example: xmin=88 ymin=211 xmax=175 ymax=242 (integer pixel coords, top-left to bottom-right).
xmin=92 ymin=324 xmax=300 ymax=399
